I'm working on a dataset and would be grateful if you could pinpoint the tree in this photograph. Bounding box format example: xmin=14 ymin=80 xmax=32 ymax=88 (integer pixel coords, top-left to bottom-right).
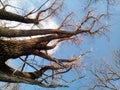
xmin=0 ymin=0 xmax=106 ymax=88
xmin=80 ymin=1 xmax=120 ymax=89
xmin=86 ymin=0 xmax=117 ymax=17
xmin=88 ymin=49 xmax=120 ymax=90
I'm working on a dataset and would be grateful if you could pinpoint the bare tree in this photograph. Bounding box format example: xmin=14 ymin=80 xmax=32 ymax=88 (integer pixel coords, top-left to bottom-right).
xmin=0 ymin=0 xmax=107 ymax=88
xmin=88 ymin=49 xmax=120 ymax=90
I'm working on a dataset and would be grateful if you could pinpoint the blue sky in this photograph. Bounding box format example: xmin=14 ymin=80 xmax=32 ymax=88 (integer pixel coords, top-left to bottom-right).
xmin=1 ymin=0 xmax=120 ymax=90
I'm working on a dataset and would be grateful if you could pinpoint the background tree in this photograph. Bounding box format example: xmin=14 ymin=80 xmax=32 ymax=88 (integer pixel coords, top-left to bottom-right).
xmin=81 ymin=1 xmax=120 ymax=90
xmin=88 ymin=49 xmax=120 ymax=90
xmin=0 ymin=0 xmax=107 ymax=88
xmin=86 ymin=0 xmax=117 ymax=16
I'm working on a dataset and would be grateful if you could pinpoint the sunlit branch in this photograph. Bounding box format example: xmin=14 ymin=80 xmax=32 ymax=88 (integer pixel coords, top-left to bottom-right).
xmin=45 ymin=39 xmax=63 ymax=50
xmin=33 ymin=50 xmax=79 ymax=64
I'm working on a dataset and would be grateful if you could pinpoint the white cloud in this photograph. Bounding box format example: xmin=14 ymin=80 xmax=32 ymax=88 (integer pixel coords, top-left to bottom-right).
xmin=41 ymin=19 xmax=58 ymax=29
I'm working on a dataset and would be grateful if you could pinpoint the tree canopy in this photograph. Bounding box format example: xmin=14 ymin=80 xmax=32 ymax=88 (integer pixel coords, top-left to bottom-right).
xmin=0 ymin=0 xmax=118 ymax=89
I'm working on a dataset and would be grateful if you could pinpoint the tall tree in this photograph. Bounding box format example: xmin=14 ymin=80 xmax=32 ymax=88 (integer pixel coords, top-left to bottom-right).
xmin=0 ymin=0 xmax=106 ymax=88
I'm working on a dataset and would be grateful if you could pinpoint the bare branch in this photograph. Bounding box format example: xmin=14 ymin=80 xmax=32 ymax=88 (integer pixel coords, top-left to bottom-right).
xmin=24 ymin=0 xmax=49 ymax=17
xmin=57 ymin=12 xmax=73 ymax=29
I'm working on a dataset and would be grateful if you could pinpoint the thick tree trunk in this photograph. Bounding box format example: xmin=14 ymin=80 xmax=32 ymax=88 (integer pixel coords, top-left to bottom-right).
xmin=0 ymin=32 xmax=71 ymax=81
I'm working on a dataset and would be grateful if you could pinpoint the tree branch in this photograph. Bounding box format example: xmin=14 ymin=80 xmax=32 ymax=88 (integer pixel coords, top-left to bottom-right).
xmin=0 ymin=9 xmax=39 ymax=24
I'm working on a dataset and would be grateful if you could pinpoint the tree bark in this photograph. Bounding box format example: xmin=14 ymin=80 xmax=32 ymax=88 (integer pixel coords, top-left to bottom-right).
xmin=0 ymin=9 xmax=38 ymax=24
